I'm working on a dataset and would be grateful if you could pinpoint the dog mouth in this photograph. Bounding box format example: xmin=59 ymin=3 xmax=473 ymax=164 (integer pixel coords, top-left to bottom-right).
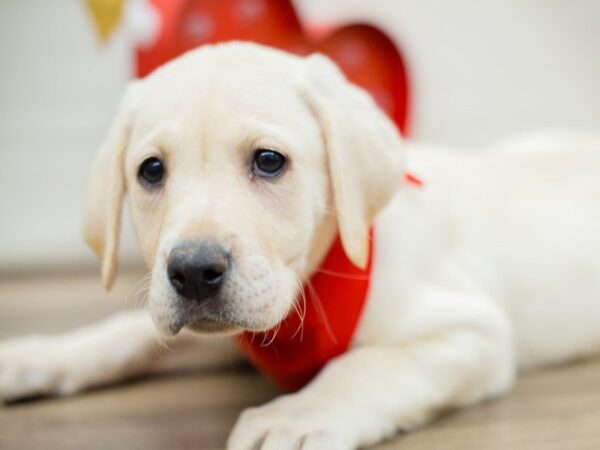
xmin=156 ymin=299 xmax=288 ymax=337
xmin=185 ymin=318 xmax=242 ymax=334
xmin=160 ymin=310 xmax=243 ymax=336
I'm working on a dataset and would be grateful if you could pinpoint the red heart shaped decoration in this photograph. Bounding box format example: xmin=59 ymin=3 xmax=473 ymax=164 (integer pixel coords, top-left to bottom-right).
xmin=136 ymin=0 xmax=410 ymax=132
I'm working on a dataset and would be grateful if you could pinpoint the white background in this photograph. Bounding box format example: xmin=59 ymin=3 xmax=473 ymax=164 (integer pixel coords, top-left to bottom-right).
xmin=0 ymin=0 xmax=598 ymax=271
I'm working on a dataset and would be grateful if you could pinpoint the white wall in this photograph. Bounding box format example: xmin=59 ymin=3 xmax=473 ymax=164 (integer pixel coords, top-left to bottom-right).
xmin=0 ymin=0 xmax=599 ymax=271
xmin=299 ymin=0 xmax=600 ymax=143
xmin=0 ymin=0 xmax=132 ymax=270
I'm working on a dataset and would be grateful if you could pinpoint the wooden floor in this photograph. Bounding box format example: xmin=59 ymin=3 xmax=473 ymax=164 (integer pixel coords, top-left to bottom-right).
xmin=1 ymin=271 xmax=600 ymax=449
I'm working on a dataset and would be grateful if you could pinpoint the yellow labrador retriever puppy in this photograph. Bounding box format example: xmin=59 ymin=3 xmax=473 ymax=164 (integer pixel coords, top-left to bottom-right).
xmin=1 ymin=42 xmax=600 ymax=449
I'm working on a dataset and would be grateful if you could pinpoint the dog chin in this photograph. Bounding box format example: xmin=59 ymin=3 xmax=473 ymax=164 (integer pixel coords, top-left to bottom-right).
xmin=184 ymin=313 xmax=288 ymax=335
xmin=185 ymin=318 xmax=242 ymax=335
xmin=154 ymin=313 xmax=241 ymax=336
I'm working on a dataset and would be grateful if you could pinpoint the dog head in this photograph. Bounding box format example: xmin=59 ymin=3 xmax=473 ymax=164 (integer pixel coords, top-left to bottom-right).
xmin=82 ymin=42 xmax=404 ymax=336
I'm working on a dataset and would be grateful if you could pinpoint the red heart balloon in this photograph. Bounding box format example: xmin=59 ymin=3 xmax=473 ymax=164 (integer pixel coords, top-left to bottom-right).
xmin=135 ymin=0 xmax=410 ymax=133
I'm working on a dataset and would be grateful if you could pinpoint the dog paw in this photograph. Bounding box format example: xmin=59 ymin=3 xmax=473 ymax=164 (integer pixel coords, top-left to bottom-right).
xmin=227 ymin=393 xmax=355 ymax=450
xmin=0 ymin=335 xmax=79 ymax=403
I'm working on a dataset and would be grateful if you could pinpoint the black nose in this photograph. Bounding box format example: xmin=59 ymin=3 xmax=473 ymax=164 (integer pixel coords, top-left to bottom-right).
xmin=167 ymin=239 xmax=229 ymax=303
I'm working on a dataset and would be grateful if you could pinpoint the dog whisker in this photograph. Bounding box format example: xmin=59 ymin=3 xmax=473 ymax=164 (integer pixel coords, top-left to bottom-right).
xmin=124 ymin=271 xmax=153 ymax=309
xmin=291 ymin=275 xmax=307 ymax=341
xmin=261 ymin=320 xmax=282 ymax=347
xmin=306 ymin=280 xmax=338 ymax=345
xmin=314 ymin=269 xmax=370 ymax=280
xmin=134 ymin=283 xmax=152 ymax=310
xmin=155 ymin=336 xmax=173 ymax=354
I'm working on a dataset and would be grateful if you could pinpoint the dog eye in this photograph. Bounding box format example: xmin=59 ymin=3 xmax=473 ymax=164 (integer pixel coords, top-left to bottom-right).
xmin=252 ymin=149 xmax=286 ymax=178
xmin=138 ymin=157 xmax=165 ymax=187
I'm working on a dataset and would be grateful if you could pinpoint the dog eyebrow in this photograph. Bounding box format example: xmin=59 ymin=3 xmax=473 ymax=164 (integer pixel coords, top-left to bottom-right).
xmin=130 ymin=121 xmax=182 ymax=156
xmin=239 ymin=121 xmax=301 ymax=156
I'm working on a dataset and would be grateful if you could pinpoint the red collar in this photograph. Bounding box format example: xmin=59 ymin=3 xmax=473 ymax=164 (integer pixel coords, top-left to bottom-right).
xmin=236 ymin=173 xmax=421 ymax=391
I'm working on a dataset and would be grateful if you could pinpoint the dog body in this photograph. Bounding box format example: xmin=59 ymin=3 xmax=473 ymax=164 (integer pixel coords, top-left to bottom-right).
xmin=1 ymin=43 xmax=599 ymax=449
xmin=365 ymin=137 xmax=600 ymax=371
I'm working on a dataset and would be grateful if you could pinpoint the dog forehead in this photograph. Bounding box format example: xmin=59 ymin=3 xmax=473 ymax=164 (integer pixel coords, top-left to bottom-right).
xmin=138 ymin=43 xmax=308 ymax=119
xmin=129 ymin=45 xmax=324 ymax=160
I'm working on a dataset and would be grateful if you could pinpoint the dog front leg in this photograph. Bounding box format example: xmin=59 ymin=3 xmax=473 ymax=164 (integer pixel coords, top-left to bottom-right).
xmin=0 ymin=310 xmax=162 ymax=402
xmin=228 ymin=291 xmax=515 ymax=449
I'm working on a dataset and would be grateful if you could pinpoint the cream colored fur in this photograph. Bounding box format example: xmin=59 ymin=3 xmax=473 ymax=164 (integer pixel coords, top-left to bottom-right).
xmin=1 ymin=42 xmax=599 ymax=450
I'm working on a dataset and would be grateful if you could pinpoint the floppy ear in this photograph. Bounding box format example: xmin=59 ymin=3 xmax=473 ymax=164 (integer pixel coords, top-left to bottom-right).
xmin=300 ymin=54 xmax=405 ymax=269
xmin=82 ymin=82 xmax=141 ymax=290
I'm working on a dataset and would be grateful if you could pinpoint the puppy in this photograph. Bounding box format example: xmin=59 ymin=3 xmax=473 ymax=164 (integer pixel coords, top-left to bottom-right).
xmin=1 ymin=42 xmax=599 ymax=449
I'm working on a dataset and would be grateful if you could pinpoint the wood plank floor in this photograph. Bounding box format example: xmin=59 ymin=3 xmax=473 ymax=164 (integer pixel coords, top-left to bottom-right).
xmin=1 ymin=271 xmax=600 ymax=449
